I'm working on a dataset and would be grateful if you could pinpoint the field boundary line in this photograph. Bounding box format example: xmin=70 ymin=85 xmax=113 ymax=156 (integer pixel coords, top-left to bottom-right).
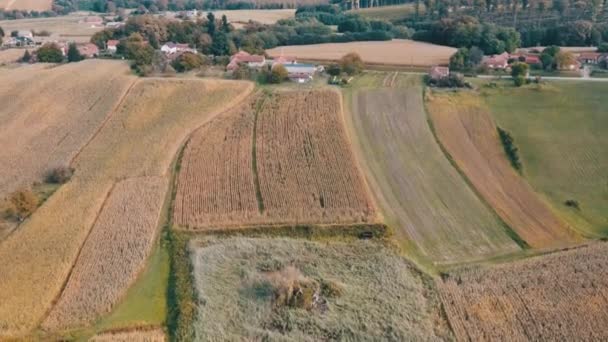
xmin=251 ymin=92 xmax=267 ymax=213
xmin=68 ymin=78 xmax=139 ymax=167
xmin=36 ymin=182 xmax=116 ymax=331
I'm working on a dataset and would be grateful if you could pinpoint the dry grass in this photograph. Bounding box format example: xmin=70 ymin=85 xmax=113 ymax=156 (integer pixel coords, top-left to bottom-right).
xmin=174 ymin=90 xmax=376 ymax=229
xmin=0 ymin=14 xmax=103 ymax=43
xmin=0 ymin=0 xmax=51 ymax=11
xmin=191 ymin=237 xmax=453 ymax=341
xmin=0 ymin=48 xmax=25 ymax=64
xmin=0 ymin=60 xmax=135 ymax=198
xmin=344 ymin=74 xmax=520 ymax=264
xmin=426 ymin=91 xmax=580 ymax=248
xmin=42 ymin=177 xmax=168 ymax=330
xmin=439 ymin=242 xmax=608 ymax=341
xmin=0 ymin=77 xmax=253 ymax=337
xmin=266 ymin=39 xmax=456 ymax=67
xmin=90 ymin=328 xmax=166 ymax=342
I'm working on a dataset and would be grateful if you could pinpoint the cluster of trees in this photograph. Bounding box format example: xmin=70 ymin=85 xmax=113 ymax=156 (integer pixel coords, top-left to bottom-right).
xmin=519 ymin=21 xmax=608 ymax=47
xmin=0 ymin=9 xmax=59 ymax=20
xmin=326 ymin=52 xmax=365 ymax=76
xmin=413 ymin=16 xmax=521 ymax=54
xmin=32 ymin=43 xmax=84 ymax=63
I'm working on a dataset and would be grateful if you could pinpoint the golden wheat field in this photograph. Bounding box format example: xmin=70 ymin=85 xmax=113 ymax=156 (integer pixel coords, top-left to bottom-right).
xmin=174 ymin=90 xmax=376 ymax=230
xmin=211 ymin=9 xmax=295 ymax=25
xmin=43 ymin=177 xmax=168 ymax=330
xmin=0 ymin=0 xmax=51 ymax=11
xmin=426 ymin=91 xmax=579 ymax=248
xmin=266 ymin=39 xmax=456 ymax=67
xmin=0 ymin=60 xmax=135 ymax=198
xmin=439 ymin=242 xmax=608 ymax=340
xmin=90 ymin=328 xmax=166 ymax=342
xmin=0 ymin=77 xmax=253 ymax=337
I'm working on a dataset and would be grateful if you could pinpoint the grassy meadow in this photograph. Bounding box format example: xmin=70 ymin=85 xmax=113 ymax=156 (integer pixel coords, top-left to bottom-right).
xmin=482 ymin=81 xmax=608 ymax=237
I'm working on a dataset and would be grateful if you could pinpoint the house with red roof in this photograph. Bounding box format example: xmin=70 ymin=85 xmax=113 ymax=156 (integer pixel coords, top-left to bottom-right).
xmin=77 ymin=43 xmax=99 ymax=58
xmin=578 ymin=52 xmax=602 ymax=65
xmin=429 ymin=65 xmax=449 ymax=80
xmin=482 ymin=52 xmax=510 ymax=69
xmin=227 ymin=50 xmax=266 ymax=71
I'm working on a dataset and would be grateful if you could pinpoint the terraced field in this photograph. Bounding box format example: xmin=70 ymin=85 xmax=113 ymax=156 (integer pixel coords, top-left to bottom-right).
xmin=426 ymin=91 xmax=580 ymax=248
xmin=439 ymin=242 xmax=608 ymax=341
xmin=0 ymin=77 xmax=253 ymax=337
xmin=343 ymin=73 xmax=521 ymax=264
xmin=482 ymin=82 xmax=608 ymax=237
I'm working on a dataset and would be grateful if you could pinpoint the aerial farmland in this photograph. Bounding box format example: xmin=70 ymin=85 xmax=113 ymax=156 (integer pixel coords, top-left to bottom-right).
xmin=0 ymin=1 xmax=607 ymax=340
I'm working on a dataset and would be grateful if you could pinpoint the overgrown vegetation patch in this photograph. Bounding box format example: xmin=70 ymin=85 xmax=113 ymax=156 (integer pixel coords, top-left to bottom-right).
xmin=190 ymin=237 xmax=453 ymax=341
xmin=497 ymin=126 xmax=522 ymax=172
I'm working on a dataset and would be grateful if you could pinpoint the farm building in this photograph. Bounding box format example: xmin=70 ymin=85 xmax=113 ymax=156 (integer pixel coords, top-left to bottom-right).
xmin=17 ymin=30 xmax=33 ymax=39
xmin=429 ymin=66 xmax=449 ymax=80
xmin=271 ymin=55 xmax=297 ymax=67
xmin=77 ymin=43 xmax=99 ymax=58
xmin=106 ymin=40 xmax=119 ymax=54
xmin=578 ymin=52 xmax=602 ymax=65
xmin=510 ymin=53 xmax=541 ymax=66
xmin=481 ymin=52 xmax=509 ymax=69
xmin=283 ymin=63 xmax=319 ymax=83
xmin=161 ymin=42 xmax=196 ymax=55
xmin=226 ymin=51 xmax=266 ymax=71
xmin=105 ymin=22 xmax=124 ymax=29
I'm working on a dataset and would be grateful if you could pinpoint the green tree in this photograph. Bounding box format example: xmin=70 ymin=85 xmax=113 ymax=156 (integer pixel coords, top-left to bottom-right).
xmin=598 ymin=43 xmax=608 ymax=53
xmin=0 ymin=26 xmax=3 ymax=45
xmin=211 ymin=32 xmax=230 ymax=56
xmin=270 ymin=64 xmax=288 ymax=83
xmin=326 ymin=63 xmax=341 ymax=76
xmin=206 ymin=12 xmax=216 ymax=36
xmin=67 ymin=43 xmax=84 ymax=62
xmin=449 ymin=47 xmax=469 ymax=70
xmin=221 ymin=14 xmax=230 ymax=33
xmin=21 ymin=50 xmax=31 ymax=63
xmin=339 ymin=52 xmax=364 ymax=75
xmin=36 ymin=44 xmax=63 ymax=63
xmin=171 ymin=52 xmax=205 ymax=72
xmin=511 ymin=62 xmax=529 ymax=86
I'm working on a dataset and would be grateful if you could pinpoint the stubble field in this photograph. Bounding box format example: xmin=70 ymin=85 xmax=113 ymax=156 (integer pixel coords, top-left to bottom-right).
xmin=266 ymin=39 xmax=456 ymax=67
xmin=439 ymin=242 xmax=608 ymax=341
xmin=191 ymin=237 xmax=453 ymax=341
xmin=426 ymin=91 xmax=580 ymax=248
xmin=211 ymin=9 xmax=295 ymax=25
xmin=0 ymin=0 xmax=51 ymax=11
xmin=0 ymin=15 xmax=103 ymax=43
xmin=0 ymin=74 xmax=253 ymax=337
xmin=174 ymin=90 xmax=376 ymax=230
xmin=0 ymin=48 xmax=25 ymax=64
xmin=344 ymin=73 xmax=520 ymax=264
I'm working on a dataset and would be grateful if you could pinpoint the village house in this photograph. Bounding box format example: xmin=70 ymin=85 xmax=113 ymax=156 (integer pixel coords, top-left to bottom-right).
xmin=482 ymin=52 xmax=510 ymax=69
xmin=271 ymin=55 xmax=297 ymax=67
xmin=226 ymin=51 xmax=266 ymax=71
xmin=577 ymin=52 xmax=602 ymax=65
xmin=510 ymin=53 xmax=541 ymax=66
xmin=77 ymin=43 xmax=99 ymax=58
xmin=17 ymin=30 xmax=33 ymax=39
xmin=105 ymin=21 xmax=124 ymax=29
xmin=161 ymin=42 xmax=196 ymax=55
xmin=429 ymin=65 xmax=450 ymax=80
xmin=106 ymin=40 xmax=119 ymax=54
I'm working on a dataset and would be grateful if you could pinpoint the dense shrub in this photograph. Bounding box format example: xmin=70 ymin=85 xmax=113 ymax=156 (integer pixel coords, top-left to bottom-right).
xmin=46 ymin=166 xmax=74 ymax=184
xmin=171 ymin=52 xmax=205 ymax=72
xmin=339 ymin=52 xmax=364 ymax=75
xmin=497 ymin=127 xmax=522 ymax=172
xmin=36 ymin=44 xmax=63 ymax=63
xmin=4 ymin=188 xmax=39 ymax=221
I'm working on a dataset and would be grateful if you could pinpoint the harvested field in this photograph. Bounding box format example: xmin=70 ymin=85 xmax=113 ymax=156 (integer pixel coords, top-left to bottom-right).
xmin=439 ymin=242 xmax=608 ymax=341
xmin=43 ymin=177 xmax=168 ymax=330
xmin=90 ymin=328 xmax=166 ymax=342
xmin=344 ymin=74 xmax=520 ymax=263
xmin=0 ymin=78 xmax=253 ymax=337
xmin=0 ymin=0 xmax=51 ymax=11
xmin=191 ymin=237 xmax=453 ymax=341
xmin=0 ymin=48 xmax=25 ymax=64
xmin=0 ymin=15 xmax=103 ymax=43
xmin=211 ymin=9 xmax=295 ymax=25
xmin=426 ymin=91 xmax=579 ymax=248
xmin=266 ymin=39 xmax=456 ymax=67
xmin=174 ymin=90 xmax=376 ymax=229
xmin=348 ymin=3 xmax=423 ymax=21
xmin=483 ymin=82 xmax=608 ymax=237
xmin=0 ymin=60 xmax=134 ymax=198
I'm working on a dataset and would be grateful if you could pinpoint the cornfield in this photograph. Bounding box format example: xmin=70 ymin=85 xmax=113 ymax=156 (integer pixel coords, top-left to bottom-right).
xmin=439 ymin=242 xmax=608 ymax=341
xmin=174 ymin=90 xmax=376 ymax=229
xmin=0 ymin=76 xmax=253 ymax=337
xmin=43 ymin=177 xmax=168 ymax=330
